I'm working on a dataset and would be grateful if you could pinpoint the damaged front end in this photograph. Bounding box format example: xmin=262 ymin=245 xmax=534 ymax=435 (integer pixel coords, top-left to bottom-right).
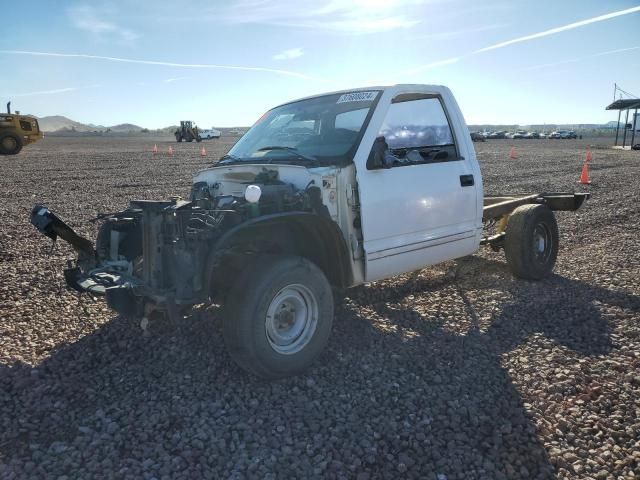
xmin=31 ymin=167 xmax=329 ymax=317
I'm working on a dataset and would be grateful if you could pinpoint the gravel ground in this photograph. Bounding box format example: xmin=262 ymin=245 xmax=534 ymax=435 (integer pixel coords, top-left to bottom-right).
xmin=1 ymin=136 xmax=639 ymax=479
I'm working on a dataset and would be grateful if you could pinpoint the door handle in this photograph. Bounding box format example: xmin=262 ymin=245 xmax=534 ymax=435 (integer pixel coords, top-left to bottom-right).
xmin=460 ymin=174 xmax=474 ymax=187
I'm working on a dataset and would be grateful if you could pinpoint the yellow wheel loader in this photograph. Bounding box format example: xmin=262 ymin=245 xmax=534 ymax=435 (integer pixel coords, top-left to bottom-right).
xmin=0 ymin=102 xmax=44 ymax=155
xmin=174 ymin=121 xmax=202 ymax=143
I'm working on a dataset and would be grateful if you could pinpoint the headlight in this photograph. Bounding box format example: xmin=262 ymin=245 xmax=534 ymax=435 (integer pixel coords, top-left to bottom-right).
xmin=245 ymin=185 xmax=262 ymax=203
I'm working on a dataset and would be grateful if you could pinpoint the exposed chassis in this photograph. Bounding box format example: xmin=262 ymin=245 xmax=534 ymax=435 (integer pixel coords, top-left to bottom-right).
xmin=481 ymin=192 xmax=590 ymax=248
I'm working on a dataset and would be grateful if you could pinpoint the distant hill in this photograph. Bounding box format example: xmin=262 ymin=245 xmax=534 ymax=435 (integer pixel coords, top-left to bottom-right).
xmin=37 ymin=115 xmax=143 ymax=133
xmin=36 ymin=115 xmax=621 ymax=137
xmin=38 ymin=115 xmax=92 ymax=132
xmin=109 ymin=123 xmax=143 ymax=133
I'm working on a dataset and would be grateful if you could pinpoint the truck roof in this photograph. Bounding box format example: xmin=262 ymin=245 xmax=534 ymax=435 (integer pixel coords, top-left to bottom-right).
xmin=275 ymin=84 xmax=450 ymax=109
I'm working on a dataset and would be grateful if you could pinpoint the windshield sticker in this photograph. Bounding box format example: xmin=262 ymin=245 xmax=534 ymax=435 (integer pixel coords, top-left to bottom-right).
xmin=336 ymin=91 xmax=378 ymax=104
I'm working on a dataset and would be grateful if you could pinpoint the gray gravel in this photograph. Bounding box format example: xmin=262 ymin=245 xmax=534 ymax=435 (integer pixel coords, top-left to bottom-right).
xmin=1 ymin=136 xmax=639 ymax=479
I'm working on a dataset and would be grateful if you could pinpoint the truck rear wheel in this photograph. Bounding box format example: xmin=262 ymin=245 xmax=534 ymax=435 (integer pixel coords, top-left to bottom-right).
xmin=0 ymin=134 xmax=23 ymax=155
xmin=223 ymin=255 xmax=334 ymax=379
xmin=504 ymin=204 xmax=558 ymax=280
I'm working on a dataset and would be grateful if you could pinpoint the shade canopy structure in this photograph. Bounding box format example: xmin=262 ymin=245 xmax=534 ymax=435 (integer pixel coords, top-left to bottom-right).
xmin=606 ymin=98 xmax=639 ymax=148
xmin=606 ymin=99 xmax=640 ymax=111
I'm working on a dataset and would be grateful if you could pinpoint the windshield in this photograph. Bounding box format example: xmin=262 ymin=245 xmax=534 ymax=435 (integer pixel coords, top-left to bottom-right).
xmin=223 ymin=90 xmax=380 ymax=166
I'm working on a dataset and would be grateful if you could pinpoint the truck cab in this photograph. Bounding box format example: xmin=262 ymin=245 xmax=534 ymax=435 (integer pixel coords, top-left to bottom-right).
xmin=193 ymin=85 xmax=483 ymax=286
xmin=30 ymin=85 xmax=588 ymax=378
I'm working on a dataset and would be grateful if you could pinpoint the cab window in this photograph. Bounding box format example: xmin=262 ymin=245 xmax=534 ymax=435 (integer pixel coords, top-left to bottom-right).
xmin=368 ymin=94 xmax=459 ymax=169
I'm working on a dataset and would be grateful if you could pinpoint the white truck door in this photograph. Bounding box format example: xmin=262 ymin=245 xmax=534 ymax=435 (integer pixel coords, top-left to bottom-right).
xmin=355 ymin=87 xmax=482 ymax=282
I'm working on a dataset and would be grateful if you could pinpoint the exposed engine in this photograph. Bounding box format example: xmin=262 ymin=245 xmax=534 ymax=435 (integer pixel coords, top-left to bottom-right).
xmin=31 ymin=168 xmax=328 ymax=316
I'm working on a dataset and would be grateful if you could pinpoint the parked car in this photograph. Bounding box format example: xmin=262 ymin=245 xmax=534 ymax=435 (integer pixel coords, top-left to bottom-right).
xmin=489 ymin=130 xmax=507 ymax=139
xmin=200 ymin=128 xmax=221 ymax=140
xmin=508 ymin=130 xmax=527 ymax=139
xmin=524 ymin=132 xmax=540 ymax=139
xmin=551 ymin=130 xmax=577 ymax=139
xmin=470 ymin=132 xmax=485 ymax=142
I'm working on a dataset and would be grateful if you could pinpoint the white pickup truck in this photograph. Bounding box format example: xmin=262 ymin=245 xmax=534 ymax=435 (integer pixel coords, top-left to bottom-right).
xmin=199 ymin=128 xmax=221 ymax=140
xmin=31 ymin=85 xmax=588 ymax=378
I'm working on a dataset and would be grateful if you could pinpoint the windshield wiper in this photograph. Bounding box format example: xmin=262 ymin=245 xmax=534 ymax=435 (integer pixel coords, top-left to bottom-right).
xmin=257 ymin=146 xmax=317 ymax=162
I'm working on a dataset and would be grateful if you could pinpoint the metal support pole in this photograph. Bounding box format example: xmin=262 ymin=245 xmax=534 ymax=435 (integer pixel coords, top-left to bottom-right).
xmin=631 ymin=108 xmax=638 ymax=147
xmin=622 ymin=109 xmax=630 ymax=148
xmin=615 ymin=109 xmax=621 ymax=146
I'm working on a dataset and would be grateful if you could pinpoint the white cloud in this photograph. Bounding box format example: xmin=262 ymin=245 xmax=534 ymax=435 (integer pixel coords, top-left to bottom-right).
xmin=67 ymin=4 xmax=139 ymax=42
xmin=273 ymin=48 xmax=303 ymax=61
xmin=216 ymin=0 xmax=425 ymax=34
xmin=412 ymin=23 xmax=509 ymax=41
xmin=164 ymin=76 xmax=190 ymax=83
xmin=403 ymin=5 xmax=640 ymax=74
xmin=0 ymin=50 xmax=322 ymax=81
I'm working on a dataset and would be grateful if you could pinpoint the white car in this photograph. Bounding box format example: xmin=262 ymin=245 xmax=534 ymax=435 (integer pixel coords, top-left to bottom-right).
xmin=199 ymin=128 xmax=221 ymax=139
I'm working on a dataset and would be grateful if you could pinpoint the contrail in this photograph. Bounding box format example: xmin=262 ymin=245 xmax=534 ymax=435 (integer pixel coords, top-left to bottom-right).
xmin=0 ymin=50 xmax=321 ymax=81
xmin=525 ymin=45 xmax=640 ymax=71
xmin=403 ymin=57 xmax=461 ymax=75
xmin=403 ymin=5 xmax=640 ymax=74
xmin=12 ymin=87 xmax=78 ymax=97
xmin=473 ymin=5 xmax=640 ymax=54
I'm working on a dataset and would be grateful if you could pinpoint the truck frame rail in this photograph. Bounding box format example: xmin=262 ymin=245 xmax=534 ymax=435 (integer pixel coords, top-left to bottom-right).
xmin=481 ymin=192 xmax=590 ymax=249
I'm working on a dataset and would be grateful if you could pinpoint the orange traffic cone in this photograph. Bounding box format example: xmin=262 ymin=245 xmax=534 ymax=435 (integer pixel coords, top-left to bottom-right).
xmin=168 ymin=145 xmax=174 ymax=156
xmin=200 ymin=146 xmax=207 ymax=157
xmin=578 ymin=161 xmax=590 ymax=184
xmin=585 ymin=147 xmax=592 ymax=163
xmin=152 ymin=144 xmax=158 ymax=154
xmin=509 ymin=147 xmax=516 ymax=159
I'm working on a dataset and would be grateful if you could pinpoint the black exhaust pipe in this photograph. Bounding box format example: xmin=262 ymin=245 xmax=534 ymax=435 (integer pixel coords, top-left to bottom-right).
xmin=6 ymin=102 xmax=10 ymax=114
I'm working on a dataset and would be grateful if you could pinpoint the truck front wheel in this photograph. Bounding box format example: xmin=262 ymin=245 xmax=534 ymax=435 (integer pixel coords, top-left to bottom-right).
xmin=504 ymin=204 xmax=559 ymax=280
xmin=223 ymin=256 xmax=334 ymax=379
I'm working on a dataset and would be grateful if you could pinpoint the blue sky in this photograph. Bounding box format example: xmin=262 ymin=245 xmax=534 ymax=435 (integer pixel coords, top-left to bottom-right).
xmin=1 ymin=0 xmax=639 ymax=128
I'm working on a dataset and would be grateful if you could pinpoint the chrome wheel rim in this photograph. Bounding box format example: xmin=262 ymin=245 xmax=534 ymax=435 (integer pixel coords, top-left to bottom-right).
xmin=265 ymin=284 xmax=318 ymax=355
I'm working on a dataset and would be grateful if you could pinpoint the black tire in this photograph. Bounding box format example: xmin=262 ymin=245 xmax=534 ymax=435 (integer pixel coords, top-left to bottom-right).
xmin=175 ymin=134 xmax=182 ymax=143
xmin=196 ymin=136 xmax=202 ymax=143
xmin=0 ymin=134 xmax=23 ymax=155
xmin=504 ymin=204 xmax=559 ymax=280
xmin=223 ymin=255 xmax=334 ymax=379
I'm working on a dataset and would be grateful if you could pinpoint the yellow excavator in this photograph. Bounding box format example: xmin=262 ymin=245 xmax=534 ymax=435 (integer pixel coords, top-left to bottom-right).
xmin=0 ymin=102 xmax=43 ymax=155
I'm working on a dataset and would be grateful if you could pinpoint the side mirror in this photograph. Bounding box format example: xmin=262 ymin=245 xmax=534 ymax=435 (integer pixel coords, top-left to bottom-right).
xmin=367 ymin=136 xmax=388 ymax=170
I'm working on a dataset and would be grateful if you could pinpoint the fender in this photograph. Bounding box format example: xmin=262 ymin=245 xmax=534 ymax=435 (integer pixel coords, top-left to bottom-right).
xmin=204 ymin=211 xmax=353 ymax=292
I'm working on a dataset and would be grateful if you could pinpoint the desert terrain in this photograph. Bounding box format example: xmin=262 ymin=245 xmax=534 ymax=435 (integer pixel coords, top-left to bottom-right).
xmin=1 ymin=136 xmax=639 ymax=479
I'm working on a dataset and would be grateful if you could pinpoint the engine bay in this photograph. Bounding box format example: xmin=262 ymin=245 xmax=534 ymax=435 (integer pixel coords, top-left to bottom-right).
xmin=31 ymin=167 xmax=334 ymax=316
